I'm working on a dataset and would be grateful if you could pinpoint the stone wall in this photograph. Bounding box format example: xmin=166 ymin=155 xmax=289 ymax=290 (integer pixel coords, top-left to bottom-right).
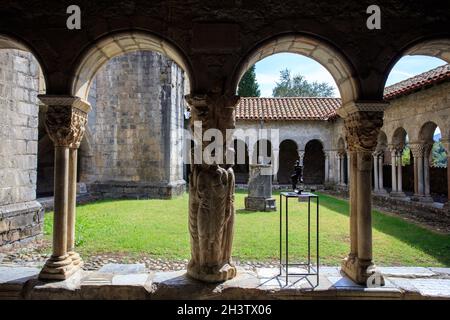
xmin=0 ymin=49 xmax=43 ymax=247
xmin=80 ymin=51 xmax=186 ymax=199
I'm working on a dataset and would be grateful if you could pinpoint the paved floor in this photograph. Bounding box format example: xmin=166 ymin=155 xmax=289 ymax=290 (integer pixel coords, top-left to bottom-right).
xmin=0 ymin=263 xmax=449 ymax=299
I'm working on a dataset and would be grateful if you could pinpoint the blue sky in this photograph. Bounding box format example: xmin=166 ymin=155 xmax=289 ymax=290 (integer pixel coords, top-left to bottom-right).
xmin=254 ymin=53 xmax=447 ymax=98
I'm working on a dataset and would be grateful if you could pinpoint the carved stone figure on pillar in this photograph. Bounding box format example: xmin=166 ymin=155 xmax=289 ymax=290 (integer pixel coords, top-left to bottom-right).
xmin=186 ymin=94 xmax=238 ymax=282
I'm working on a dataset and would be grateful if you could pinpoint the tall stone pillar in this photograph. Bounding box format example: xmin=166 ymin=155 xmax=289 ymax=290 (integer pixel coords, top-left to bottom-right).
xmin=422 ymin=144 xmax=434 ymax=202
xmin=38 ymin=95 xmax=90 ymax=280
xmin=346 ymin=152 xmax=350 ymax=186
xmin=336 ymin=153 xmax=342 ymax=185
xmin=340 ymin=153 xmax=345 ymax=185
xmin=337 ymin=101 xmax=387 ymax=285
xmin=324 ymin=151 xmax=330 ymax=183
xmin=410 ymin=143 xmax=431 ymax=202
xmin=373 ymin=153 xmax=379 ymax=192
xmin=390 ymin=148 xmax=398 ymax=193
xmin=248 ymin=145 xmax=256 ymax=165
xmin=185 ymin=94 xmax=239 ymax=283
xmin=389 ymin=146 xmax=406 ymax=198
xmin=441 ymin=140 xmax=450 ymax=207
xmin=376 ymin=151 xmax=387 ymax=194
xmin=272 ymin=147 xmax=279 ymax=184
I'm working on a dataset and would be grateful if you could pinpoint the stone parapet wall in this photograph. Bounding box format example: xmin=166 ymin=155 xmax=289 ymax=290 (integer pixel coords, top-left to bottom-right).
xmin=87 ymin=180 xmax=186 ymax=200
xmin=0 ymin=201 xmax=43 ymax=248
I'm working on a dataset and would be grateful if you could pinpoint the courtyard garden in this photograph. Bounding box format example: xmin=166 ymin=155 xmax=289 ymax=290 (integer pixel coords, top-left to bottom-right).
xmin=43 ymin=191 xmax=450 ymax=267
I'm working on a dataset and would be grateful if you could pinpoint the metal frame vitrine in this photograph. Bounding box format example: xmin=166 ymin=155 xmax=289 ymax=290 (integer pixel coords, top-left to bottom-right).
xmin=279 ymin=191 xmax=319 ymax=285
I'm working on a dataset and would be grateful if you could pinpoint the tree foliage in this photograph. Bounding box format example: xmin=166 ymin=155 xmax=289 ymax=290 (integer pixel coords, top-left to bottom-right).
xmin=272 ymin=69 xmax=335 ymax=97
xmin=238 ymin=65 xmax=261 ymax=97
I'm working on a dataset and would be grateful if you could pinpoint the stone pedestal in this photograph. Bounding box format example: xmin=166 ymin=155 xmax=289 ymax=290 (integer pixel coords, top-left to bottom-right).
xmin=245 ymin=164 xmax=276 ymax=211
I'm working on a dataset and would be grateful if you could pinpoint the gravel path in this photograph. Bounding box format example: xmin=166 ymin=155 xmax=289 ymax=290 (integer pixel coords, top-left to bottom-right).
xmin=0 ymin=240 xmax=279 ymax=272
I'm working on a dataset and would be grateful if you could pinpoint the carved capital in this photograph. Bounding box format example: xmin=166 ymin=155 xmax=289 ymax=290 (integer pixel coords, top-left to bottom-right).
xmin=343 ymin=111 xmax=384 ymax=153
xmin=38 ymin=95 xmax=91 ymax=148
xmin=186 ymin=93 xmax=239 ymax=132
xmin=409 ymin=143 xmax=426 ymax=158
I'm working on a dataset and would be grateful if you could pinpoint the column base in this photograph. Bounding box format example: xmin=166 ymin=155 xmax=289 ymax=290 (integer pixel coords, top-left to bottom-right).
xmin=373 ymin=189 xmax=388 ymax=196
xmin=410 ymin=194 xmax=434 ymax=203
xmin=390 ymin=191 xmax=407 ymax=199
xmin=187 ymin=261 xmax=237 ymax=283
xmin=39 ymin=254 xmax=80 ymax=281
xmin=341 ymin=255 xmax=384 ymax=286
xmin=68 ymin=251 xmax=84 ymax=267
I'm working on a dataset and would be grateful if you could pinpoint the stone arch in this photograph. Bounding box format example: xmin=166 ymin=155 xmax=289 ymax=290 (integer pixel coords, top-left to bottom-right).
xmin=391 ymin=127 xmax=408 ymax=148
xmin=377 ymin=131 xmax=388 ymax=151
xmin=231 ymin=34 xmax=359 ymax=104
xmin=419 ymin=121 xmax=439 ymax=144
xmin=383 ymin=38 xmax=450 ymax=88
xmin=278 ymin=139 xmax=299 ymax=184
xmin=71 ymin=31 xmax=194 ymax=101
xmin=0 ymin=33 xmax=48 ymax=90
xmin=303 ymin=139 xmax=325 ymax=184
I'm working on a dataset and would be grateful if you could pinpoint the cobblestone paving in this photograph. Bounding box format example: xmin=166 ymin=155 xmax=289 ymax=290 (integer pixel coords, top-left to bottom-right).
xmin=0 ymin=240 xmax=279 ymax=272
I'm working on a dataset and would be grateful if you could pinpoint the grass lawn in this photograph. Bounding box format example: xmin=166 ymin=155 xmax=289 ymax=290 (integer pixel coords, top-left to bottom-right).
xmin=44 ymin=190 xmax=450 ymax=266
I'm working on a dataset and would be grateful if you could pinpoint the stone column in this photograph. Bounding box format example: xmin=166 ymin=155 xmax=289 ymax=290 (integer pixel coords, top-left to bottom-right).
xmin=272 ymin=147 xmax=279 ymax=184
xmin=410 ymin=143 xmax=427 ymax=201
xmin=441 ymin=140 xmax=450 ymax=206
xmin=373 ymin=152 xmax=379 ymax=192
xmin=248 ymin=145 xmax=256 ymax=165
xmin=38 ymin=95 xmax=90 ymax=280
xmin=377 ymin=151 xmax=387 ymax=194
xmin=346 ymin=152 xmax=350 ymax=186
xmin=185 ymin=94 xmax=239 ymax=283
xmin=324 ymin=151 xmax=330 ymax=183
xmin=298 ymin=150 xmax=305 ymax=166
xmin=396 ymin=150 xmax=403 ymax=193
xmin=390 ymin=148 xmax=398 ymax=193
xmin=337 ymin=101 xmax=387 ymax=285
xmin=336 ymin=153 xmax=342 ymax=185
xmin=340 ymin=153 xmax=345 ymax=185
xmin=422 ymin=144 xmax=434 ymax=202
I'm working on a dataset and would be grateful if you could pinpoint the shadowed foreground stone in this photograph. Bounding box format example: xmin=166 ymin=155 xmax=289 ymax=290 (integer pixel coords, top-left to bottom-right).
xmin=1 ymin=264 xmax=450 ymax=300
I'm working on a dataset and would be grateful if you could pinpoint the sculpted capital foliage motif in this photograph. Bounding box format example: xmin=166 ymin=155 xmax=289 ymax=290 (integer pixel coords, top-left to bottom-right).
xmin=344 ymin=111 xmax=384 ymax=152
xmin=45 ymin=106 xmax=88 ymax=148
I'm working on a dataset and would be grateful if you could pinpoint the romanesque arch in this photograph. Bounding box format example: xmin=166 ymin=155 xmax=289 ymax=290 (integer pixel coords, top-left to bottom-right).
xmin=231 ymin=34 xmax=359 ymax=104
xmin=278 ymin=139 xmax=299 ymax=184
xmin=70 ymin=31 xmax=194 ymax=101
xmin=303 ymin=139 xmax=325 ymax=185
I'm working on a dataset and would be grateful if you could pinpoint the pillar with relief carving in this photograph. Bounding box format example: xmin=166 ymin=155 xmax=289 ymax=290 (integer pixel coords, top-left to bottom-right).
xmin=185 ymin=93 xmax=239 ymax=283
xmin=337 ymin=101 xmax=388 ymax=286
xmin=38 ymin=95 xmax=91 ymax=280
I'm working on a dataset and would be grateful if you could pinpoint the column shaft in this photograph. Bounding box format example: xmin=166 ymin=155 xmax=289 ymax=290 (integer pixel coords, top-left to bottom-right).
xmin=67 ymin=148 xmax=80 ymax=265
xmin=357 ymin=151 xmax=373 ymax=262
xmin=391 ymin=151 xmax=397 ymax=192
xmin=52 ymin=146 xmax=70 ymax=258
xmin=397 ymin=153 xmax=403 ymax=192
xmin=378 ymin=155 xmax=384 ymax=190
xmin=373 ymin=155 xmax=379 ymax=191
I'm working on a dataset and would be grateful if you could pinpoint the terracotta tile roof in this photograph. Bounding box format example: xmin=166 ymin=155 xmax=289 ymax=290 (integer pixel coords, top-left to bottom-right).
xmin=235 ymin=97 xmax=341 ymax=121
xmin=384 ymin=63 xmax=450 ymax=100
xmin=235 ymin=64 xmax=450 ymax=121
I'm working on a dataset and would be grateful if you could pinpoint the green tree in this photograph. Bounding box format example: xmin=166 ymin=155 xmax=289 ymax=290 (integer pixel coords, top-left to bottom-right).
xmin=432 ymin=141 xmax=448 ymax=167
xmin=238 ymin=65 xmax=261 ymax=97
xmin=272 ymin=69 xmax=335 ymax=97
